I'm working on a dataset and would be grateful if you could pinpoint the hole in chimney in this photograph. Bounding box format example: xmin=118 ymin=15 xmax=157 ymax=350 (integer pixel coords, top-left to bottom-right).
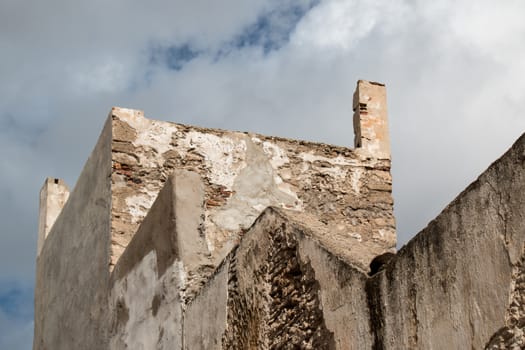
xmin=54 ymin=178 xmax=59 ymax=184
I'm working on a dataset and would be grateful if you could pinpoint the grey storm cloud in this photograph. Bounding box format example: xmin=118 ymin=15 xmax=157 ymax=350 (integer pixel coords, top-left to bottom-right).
xmin=2 ymin=0 xmax=525 ymax=348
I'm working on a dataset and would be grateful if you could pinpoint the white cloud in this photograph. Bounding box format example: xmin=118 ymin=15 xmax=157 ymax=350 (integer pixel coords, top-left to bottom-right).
xmin=449 ymin=0 xmax=525 ymax=60
xmin=66 ymin=59 xmax=132 ymax=95
xmin=2 ymin=1 xmax=525 ymax=347
xmin=291 ymin=0 xmax=410 ymax=52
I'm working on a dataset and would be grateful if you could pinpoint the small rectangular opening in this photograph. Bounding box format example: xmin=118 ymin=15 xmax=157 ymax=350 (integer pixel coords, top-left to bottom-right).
xmin=54 ymin=178 xmax=59 ymax=184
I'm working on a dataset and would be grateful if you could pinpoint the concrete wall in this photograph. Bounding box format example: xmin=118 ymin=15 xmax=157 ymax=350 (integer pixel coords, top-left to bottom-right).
xmin=34 ymin=117 xmax=112 ymax=350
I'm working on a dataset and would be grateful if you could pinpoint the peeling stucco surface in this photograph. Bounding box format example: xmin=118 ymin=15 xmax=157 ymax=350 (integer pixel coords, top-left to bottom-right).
xmin=173 ymin=132 xmax=525 ymax=349
xmin=35 ymin=80 xmax=397 ymax=350
xmin=109 ymin=101 xmax=395 ymax=271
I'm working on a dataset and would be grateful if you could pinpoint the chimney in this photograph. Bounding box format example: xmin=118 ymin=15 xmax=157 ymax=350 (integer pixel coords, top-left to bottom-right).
xmin=353 ymin=80 xmax=391 ymax=159
xmin=37 ymin=178 xmax=70 ymax=257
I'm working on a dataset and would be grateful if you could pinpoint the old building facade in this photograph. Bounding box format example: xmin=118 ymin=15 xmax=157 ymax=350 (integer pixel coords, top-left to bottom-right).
xmin=34 ymin=81 xmax=525 ymax=349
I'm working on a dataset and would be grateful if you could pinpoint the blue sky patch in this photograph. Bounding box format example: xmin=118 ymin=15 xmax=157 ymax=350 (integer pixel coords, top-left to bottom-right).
xmin=0 ymin=282 xmax=34 ymax=321
xmin=149 ymin=1 xmax=320 ymax=70
xmin=225 ymin=0 xmax=320 ymax=55
xmin=149 ymin=43 xmax=200 ymax=71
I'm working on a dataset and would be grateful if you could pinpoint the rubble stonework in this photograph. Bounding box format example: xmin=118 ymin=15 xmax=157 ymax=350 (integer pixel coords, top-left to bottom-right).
xmin=34 ymin=80 xmax=525 ymax=349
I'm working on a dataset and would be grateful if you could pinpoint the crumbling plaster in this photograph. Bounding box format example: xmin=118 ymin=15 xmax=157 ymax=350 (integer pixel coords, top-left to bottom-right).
xmin=176 ymin=132 xmax=525 ymax=349
xmin=34 ymin=80 xmax=525 ymax=349
xmin=33 ymin=80 xmax=396 ymax=350
xmin=109 ymin=90 xmax=395 ymax=272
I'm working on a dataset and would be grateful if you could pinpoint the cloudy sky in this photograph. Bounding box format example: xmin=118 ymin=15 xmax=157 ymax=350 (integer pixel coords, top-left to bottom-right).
xmin=2 ymin=0 xmax=525 ymax=347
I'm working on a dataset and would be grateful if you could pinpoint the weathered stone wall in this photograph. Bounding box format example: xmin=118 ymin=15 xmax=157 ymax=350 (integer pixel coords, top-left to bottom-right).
xmin=184 ymin=259 xmax=230 ymax=349
xmin=367 ymin=132 xmax=525 ymax=349
xmin=108 ymin=172 xmax=187 ymax=350
xmin=180 ymin=131 xmax=525 ymax=350
xmin=107 ymin=168 xmax=376 ymax=349
xmin=107 ymin=175 xmax=376 ymax=349
xmin=108 ymin=250 xmax=184 ymax=350
xmin=34 ymin=80 xmax=397 ymax=350
xmin=182 ymin=207 xmax=372 ymax=350
xmin=109 ymin=83 xmax=395 ymax=272
xmin=34 ymin=77 xmax=525 ymax=349
xmin=34 ymin=117 xmax=112 ymax=350
xmin=485 ymin=251 xmax=525 ymax=349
